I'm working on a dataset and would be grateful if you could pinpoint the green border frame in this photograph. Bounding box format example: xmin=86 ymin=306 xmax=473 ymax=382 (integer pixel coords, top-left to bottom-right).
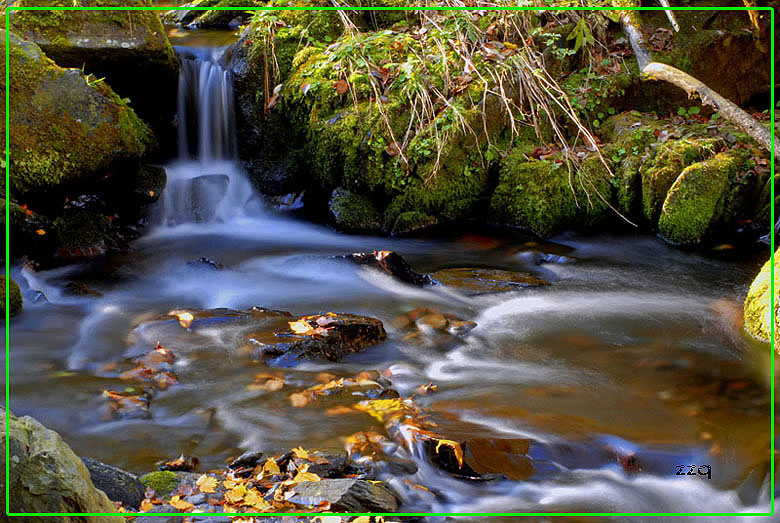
xmin=2 ymin=3 xmax=775 ymax=518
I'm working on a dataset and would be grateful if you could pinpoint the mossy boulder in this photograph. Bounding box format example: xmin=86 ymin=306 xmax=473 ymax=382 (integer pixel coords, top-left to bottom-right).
xmin=176 ymin=0 xmax=258 ymax=29
xmin=53 ymin=207 xmax=111 ymax=261
xmin=0 ymin=276 xmax=23 ymax=317
xmin=328 ymin=188 xmax=382 ymax=233
xmin=2 ymin=409 xmax=123 ymax=521
xmin=10 ymin=0 xmax=179 ymax=152
xmin=3 ymin=32 xmax=153 ymax=196
xmin=744 ymin=250 xmax=779 ymax=352
xmin=488 ymin=157 xmax=577 ymax=238
xmin=658 ymin=152 xmax=749 ymax=245
xmin=139 ymin=470 xmax=181 ymax=498
xmin=640 ymin=138 xmax=719 ymax=224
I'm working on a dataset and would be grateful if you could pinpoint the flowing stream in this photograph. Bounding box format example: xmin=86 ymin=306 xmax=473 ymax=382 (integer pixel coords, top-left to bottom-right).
xmin=5 ymin=41 xmax=776 ymax=517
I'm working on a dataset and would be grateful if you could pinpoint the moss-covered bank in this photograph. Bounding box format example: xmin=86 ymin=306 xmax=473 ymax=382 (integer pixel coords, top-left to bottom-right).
xmin=744 ymin=250 xmax=779 ymax=353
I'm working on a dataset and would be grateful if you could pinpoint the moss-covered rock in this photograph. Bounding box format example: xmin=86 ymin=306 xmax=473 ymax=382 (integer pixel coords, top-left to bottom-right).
xmin=0 ymin=276 xmax=23 ymax=317
xmin=488 ymin=157 xmax=576 ymax=238
xmin=3 ymin=409 xmax=123 ymax=520
xmin=53 ymin=208 xmax=111 ymax=261
xmin=139 ymin=470 xmax=180 ymax=498
xmin=184 ymin=0 xmax=258 ymax=29
xmin=10 ymin=0 xmax=178 ymax=152
xmin=3 ymin=32 xmax=153 ymax=196
xmin=328 ymin=188 xmax=382 ymax=233
xmin=658 ymin=152 xmax=748 ymax=245
xmin=640 ymin=138 xmax=719 ymax=224
xmin=744 ymin=250 xmax=779 ymax=352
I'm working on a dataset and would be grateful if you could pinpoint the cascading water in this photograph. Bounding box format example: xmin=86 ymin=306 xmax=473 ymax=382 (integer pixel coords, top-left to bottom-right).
xmin=158 ymin=46 xmax=262 ymax=225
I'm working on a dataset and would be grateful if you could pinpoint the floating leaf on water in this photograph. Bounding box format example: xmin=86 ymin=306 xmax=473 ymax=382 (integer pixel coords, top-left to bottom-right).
xmin=325 ymin=405 xmax=355 ymax=416
xmin=289 ymin=391 xmax=312 ymax=408
xmin=175 ymin=311 xmax=194 ymax=328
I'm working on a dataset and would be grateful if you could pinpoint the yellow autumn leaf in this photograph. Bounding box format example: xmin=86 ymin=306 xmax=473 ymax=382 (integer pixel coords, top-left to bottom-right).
xmin=169 ymin=495 xmax=194 ymax=511
xmin=289 ymin=320 xmax=314 ymax=335
xmin=196 ymin=474 xmax=218 ymax=493
xmin=223 ymin=478 xmax=238 ymax=489
xmin=261 ymin=456 xmax=281 ymax=476
xmin=292 ymin=463 xmax=322 ymax=483
xmin=435 ymin=438 xmax=464 ymax=468
xmin=242 ymin=489 xmax=271 ymax=510
xmin=352 ymin=517 xmax=372 ymax=523
xmin=139 ymin=498 xmax=156 ymax=512
xmin=314 ymin=517 xmax=342 ymax=523
xmin=35 ymin=229 xmax=46 ymax=236
xmin=353 ymin=398 xmax=409 ymax=423
xmin=224 ymin=483 xmax=247 ymax=504
xmin=292 ymin=446 xmax=309 ymax=459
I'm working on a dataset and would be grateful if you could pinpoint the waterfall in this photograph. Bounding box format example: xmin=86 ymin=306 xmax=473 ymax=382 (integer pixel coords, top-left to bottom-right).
xmin=158 ymin=46 xmax=261 ymax=226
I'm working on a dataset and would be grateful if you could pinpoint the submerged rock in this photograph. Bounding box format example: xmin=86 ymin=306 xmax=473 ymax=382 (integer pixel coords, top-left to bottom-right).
xmin=130 ymin=308 xmax=387 ymax=366
xmin=81 ymin=456 xmax=146 ymax=509
xmin=743 ymin=249 xmax=779 ymax=352
xmin=0 ymin=276 xmax=23 ymax=317
xmin=2 ymin=409 xmax=123 ymax=521
xmin=429 ymin=267 xmax=549 ymax=294
xmin=285 ymin=478 xmax=398 ymax=512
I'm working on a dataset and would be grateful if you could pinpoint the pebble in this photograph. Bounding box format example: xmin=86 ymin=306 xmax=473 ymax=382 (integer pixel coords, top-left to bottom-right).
xmin=185 ymin=493 xmax=206 ymax=505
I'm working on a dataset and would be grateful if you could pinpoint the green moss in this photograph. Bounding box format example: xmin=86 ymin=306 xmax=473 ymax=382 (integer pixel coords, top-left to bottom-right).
xmin=657 ymin=152 xmax=746 ymax=245
xmin=0 ymin=276 xmax=23 ymax=317
xmin=743 ymin=250 xmax=779 ymax=350
xmin=640 ymin=138 xmax=719 ymax=224
xmin=390 ymin=211 xmax=437 ymax=235
xmin=575 ymin=153 xmax=615 ymax=227
xmin=488 ymin=156 xmax=577 ymax=238
xmin=191 ymin=0 xmax=257 ymax=28
xmin=328 ymin=188 xmax=382 ymax=232
xmin=139 ymin=471 xmax=180 ymax=498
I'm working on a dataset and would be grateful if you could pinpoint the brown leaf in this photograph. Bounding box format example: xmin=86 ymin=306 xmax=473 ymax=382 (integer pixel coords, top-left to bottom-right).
xmin=334 ymin=79 xmax=349 ymax=95
xmin=385 ymin=142 xmax=401 ymax=156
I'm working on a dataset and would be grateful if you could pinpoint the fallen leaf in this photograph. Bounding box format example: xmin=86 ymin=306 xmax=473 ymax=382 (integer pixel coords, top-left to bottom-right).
xmin=334 ymin=79 xmax=349 ymax=95
xmin=196 ymin=474 xmax=218 ymax=494
xmin=224 ymin=483 xmax=247 ymax=504
xmin=262 ymin=456 xmax=281 ymax=476
xmin=139 ymin=499 xmax=155 ymax=512
xmin=384 ymin=142 xmax=401 ymax=156
xmin=169 ymin=495 xmax=194 ymax=511
xmin=325 ymin=405 xmax=355 ymax=416
xmin=35 ymin=229 xmax=46 ymax=236
xmin=289 ymin=320 xmax=314 ymax=335
xmin=289 ymin=391 xmax=312 ymax=407
xmin=435 ymin=438 xmax=464 ymax=468
xmin=292 ymin=446 xmax=309 ymax=459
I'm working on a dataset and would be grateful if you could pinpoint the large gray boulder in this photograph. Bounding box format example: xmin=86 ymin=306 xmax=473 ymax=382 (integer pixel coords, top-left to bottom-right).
xmin=1 ymin=409 xmax=123 ymax=522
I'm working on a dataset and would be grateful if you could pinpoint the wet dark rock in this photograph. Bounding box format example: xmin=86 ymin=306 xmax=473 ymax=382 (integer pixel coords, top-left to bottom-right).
xmin=428 ymin=267 xmax=549 ymax=294
xmin=269 ymin=192 xmax=305 ymax=212
xmin=253 ymin=313 xmax=387 ymax=366
xmin=64 ymin=282 xmax=103 ymax=297
xmin=132 ymin=165 xmax=167 ymax=205
xmin=130 ymin=308 xmax=387 ymax=366
xmin=426 ymin=437 xmax=535 ymax=481
xmin=135 ymin=504 xmax=183 ymax=523
xmin=158 ymin=455 xmax=200 ymax=472
xmin=286 ymin=478 xmax=399 ymax=512
xmin=287 ymin=449 xmax=348 ymax=479
xmin=81 ymin=456 xmax=145 ymax=509
xmin=341 ymin=250 xmax=433 ymax=286
xmin=228 ymin=449 xmax=265 ymax=470
xmin=186 ymin=257 xmax=224 ymax=271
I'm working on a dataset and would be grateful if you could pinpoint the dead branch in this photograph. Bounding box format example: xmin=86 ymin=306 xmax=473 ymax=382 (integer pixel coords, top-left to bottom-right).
xmin=619 ymin=12 xmax=777 ymax=160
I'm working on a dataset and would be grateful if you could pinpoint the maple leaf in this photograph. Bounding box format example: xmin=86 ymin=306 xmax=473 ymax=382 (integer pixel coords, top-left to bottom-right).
xmin=139 ymin=499 xmax=155 ymax=512
xmin=224 ymin=483 xmax=247 ymax=504
xmin=261 ymin=457 xmax=280 ymax=476
xmin=169 ymin=495 xmax=194 ymax=511
xmin=242 ymin=489 xmax=271 ymax=510
xmin=292 ymin=446 xmax=309 ymax=459
xmin=196 ymin=474 xmax=218 ymax=494
xmin=292 ymin=463 xmax=322 ymax=483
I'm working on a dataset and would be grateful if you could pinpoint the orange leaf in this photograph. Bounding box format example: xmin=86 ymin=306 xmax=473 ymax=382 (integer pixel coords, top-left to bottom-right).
xmin=292 ymin=446 xmax=309 ymax=459
xmin=139 ymin=499 xmax=155 ymax=512
xmin=289 ymin=320 xmax=314 ymax=335
xmin=35 ymin=229 xmax=46 ymax=236
xmin=289 ymin=392 xmax=311 ymax=408
xmin=334 ymin=79 xmax=349 ymax=95
xmin=435 ymin=438 xmax=464 ymax=468
xmin=169 ymin=495 xmax=194 ymax=511
xmin=262 ymin=456 xmax=281 ymax=476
